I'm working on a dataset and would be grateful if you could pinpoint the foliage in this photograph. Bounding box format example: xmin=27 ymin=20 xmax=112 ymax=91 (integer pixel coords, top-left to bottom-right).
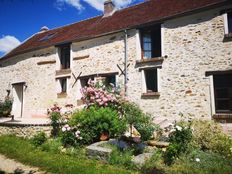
xmin=164 ymin=122 xmax=192 ymax=165
xmin=108 ymin=146 xmax=136 ymax=170
xmin=0 ymin=135 xmax=133 ymax=174
xmin=40 ymin=138 xmax=63 ymax=154
xmin=142 ymin=150 xmax=166 ymax=174
xmin=81 ymin=79 xmax=119 ymax=107
xmin=166 ymin=150 xmax=232 ymax=174
xmin=48 ymin=104 xmax=62 ymax=137
xmin=31 ymin=132 xmax=47 ymax=147
xmin=190 ymin=120 xmax=232 ymax=157
xmin=120 ymin=101 xmax=160 ymax=141
xmin=69 ymin=106 xmax=127 ymax=145
xmin=60 ymin=124 xmax=82 ymax=147
xmin=0 ymin=99 xmax=13 ymax=116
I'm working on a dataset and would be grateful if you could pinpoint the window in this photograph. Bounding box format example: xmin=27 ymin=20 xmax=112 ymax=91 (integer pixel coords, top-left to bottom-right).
xmin=60 ymin=78 xmax=67 ymax=93
xmin=104 ymin=75 xmax=116 ymax=87
xmin=140 ymin=25 xmax=161 ymax=59
xmin=80 ymin=77 xmax=94 ymax=88
xmin=144 ymin=69 xmax=158 ymax=93
xmin=227 ymin=11 xmax=232 ymax=33
xmin=213 ymin=74 xmax=232 ymax=113
xmin=59 ymin=44 xmax=70 ymax=69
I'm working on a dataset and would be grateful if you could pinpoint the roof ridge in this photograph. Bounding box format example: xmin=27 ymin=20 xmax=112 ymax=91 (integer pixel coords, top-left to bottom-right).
xmin=39 ymin=0 xmax=149 ymax=34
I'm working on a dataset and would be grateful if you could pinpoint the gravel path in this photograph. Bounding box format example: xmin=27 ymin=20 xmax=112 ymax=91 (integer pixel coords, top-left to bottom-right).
xmin=0 ymin=154 xmax=46 ymax=174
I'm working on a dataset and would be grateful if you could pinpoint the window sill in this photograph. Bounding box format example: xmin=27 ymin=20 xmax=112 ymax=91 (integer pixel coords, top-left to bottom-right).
xmin=55 ymin=69 xmax=71 ymax=78
xmin=141 ymin=92 xmax=160 ymax=98
xmin=57 ymin=92 xmax=67 ymax=98
xmin=223 ymin=33 xmax=232 ymax=42
xmin=212 ymin=113 xmax=232 ymax=119
xmin=136 ymin=57 xmax=165 ymax=64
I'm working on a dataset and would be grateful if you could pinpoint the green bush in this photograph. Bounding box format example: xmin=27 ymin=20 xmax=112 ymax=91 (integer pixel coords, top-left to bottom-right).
xmin=0 ymin=99 xmax=12 ymax=117
xmin=191 ymin=120 xmax=232 ymax=157
xmin=120 ymin=101 xmax=160 ymax=141
xmin=164 ymin=123 xmax=192 ymax=164
xmin=49 ymin=107 xmax=62 ymax=137
xmin=31 ymin=132 xmax=47 ymax=147
xmin=69 ymin=106 xmax=127 ymax=144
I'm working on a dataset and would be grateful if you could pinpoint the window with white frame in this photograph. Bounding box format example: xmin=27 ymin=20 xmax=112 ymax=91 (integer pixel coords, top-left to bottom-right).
xmin=58 ymin=44 xmax=70 ymax=69
xmin=142 ymin=68 xmax=159 ymax=94
xmin=59 ymin=78 xmax=67 ymax=93
xmin=224 ymin=10 xmax=232 ymax=35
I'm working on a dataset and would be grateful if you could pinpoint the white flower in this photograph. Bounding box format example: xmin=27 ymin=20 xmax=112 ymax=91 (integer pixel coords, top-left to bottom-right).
xmin=76 ymin=130 xmax=81 ymax=134
xmin=67 ymin=127 xmax=71 ymax=131
xmin=195 ymin=158 xmax=200 ymax=162
xmin=175 ymin=125 xmax=182 ymax=131
xmin=125 ymin=132 xmax=130 ymax=137
xmin=62 ymin=127 xmax=66 ymax=132
xmin=79 ymin=137 xmax=83 ymax=140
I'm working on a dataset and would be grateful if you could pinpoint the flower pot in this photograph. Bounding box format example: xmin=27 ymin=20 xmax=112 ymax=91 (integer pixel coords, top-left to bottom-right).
xmin=100 ymin=131 xmax=109 ymax=141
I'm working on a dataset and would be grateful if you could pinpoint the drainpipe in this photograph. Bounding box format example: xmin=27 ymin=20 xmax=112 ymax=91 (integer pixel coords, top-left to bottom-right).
xmin=124 ymin=30 xmax=128 ymax=97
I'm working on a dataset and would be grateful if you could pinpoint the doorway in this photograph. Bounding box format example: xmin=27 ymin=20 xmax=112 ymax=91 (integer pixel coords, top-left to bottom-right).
xmin=12 ymin=83 xmax=24 ymax=118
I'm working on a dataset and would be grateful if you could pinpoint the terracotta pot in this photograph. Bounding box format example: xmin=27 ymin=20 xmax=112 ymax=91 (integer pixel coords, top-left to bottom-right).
xmin=100 ymin=132 xmax=109 ymax=141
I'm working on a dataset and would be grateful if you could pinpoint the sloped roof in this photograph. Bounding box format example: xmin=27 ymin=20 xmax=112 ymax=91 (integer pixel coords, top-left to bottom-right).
xmin=2 ymin=0 xmax=229 ymax=59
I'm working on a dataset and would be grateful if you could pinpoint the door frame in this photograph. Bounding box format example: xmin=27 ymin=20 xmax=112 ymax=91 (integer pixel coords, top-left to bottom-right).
xmin=12 ymin=82 xmax=25 ymax=118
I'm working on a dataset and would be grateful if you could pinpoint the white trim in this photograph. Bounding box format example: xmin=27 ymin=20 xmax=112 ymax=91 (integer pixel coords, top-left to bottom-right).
xmin=223 ymin=13 xmax=229 ymax=34
xmin=55 ymin=47 xmax=60 ymax=70
xmin=161 ymin=24 xmax=165 ymax=57
xmin=70 ymin=43 xmax=73 ymax=70
xmin=157 ymin=68 xmax=161 ymax=92
xmin=141 ymin=70 xmax=146 ymax=93
xmin=136 ymin=29 xmax=142 ymax=60
xmin=209 ymin=75 xmax=216 ymax=115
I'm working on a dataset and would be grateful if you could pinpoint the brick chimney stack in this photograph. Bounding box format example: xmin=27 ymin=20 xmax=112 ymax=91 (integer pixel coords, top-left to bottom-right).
xmin=104 ymin=0 xmax=116 ymax=17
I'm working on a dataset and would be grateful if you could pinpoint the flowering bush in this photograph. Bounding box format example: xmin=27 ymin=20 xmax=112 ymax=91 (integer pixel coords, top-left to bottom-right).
xmin=61 ymin=124 xmax=82 ymax=147
xmin=48 ymin=104 xmax=62 ymax=137
xmin=69 ymin=106 xmax=127 ymax=145
xmin=164 ymin=122 xmax=192 ymax=165
xmin=81 ymin=79 xmax=119 ymax=107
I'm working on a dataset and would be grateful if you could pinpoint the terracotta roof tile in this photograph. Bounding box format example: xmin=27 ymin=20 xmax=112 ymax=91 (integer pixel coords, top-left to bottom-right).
xmin=2 ymin=0 xmax=229 ymax=59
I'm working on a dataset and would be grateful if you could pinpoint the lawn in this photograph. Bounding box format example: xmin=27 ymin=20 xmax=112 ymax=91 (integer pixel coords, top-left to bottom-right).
xmin=0 ymin=135 xmax=136 ymax=174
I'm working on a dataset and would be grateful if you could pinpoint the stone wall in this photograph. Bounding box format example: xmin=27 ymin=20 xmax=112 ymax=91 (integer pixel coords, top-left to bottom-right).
xmin=0 ymin=5 xmax=231 ymax=123
xmin=0 ymin=124 xmax=52 ymax=138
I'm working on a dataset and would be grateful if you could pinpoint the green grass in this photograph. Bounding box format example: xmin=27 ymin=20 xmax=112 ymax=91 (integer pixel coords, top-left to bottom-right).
xmin=0 ymin=135 xmax=136 ymax=174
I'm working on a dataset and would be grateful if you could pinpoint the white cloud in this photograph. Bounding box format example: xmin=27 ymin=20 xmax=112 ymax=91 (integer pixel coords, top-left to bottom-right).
xmin=0 ymin=35 xmax=21 ymax=54
xmin=55 ymin=0 xmax=136 ymax=12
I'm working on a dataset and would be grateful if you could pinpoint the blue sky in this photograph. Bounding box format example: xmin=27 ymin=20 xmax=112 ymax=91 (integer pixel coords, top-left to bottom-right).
xmin=0 ymin=0 xmax=144 ymax=57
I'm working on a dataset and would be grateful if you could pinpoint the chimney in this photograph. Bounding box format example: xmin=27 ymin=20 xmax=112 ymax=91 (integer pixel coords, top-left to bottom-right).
xmin=104 ymin=0 xmax=115 ymax=17
xmin=39 ymin=26 xmax=49 ymax=33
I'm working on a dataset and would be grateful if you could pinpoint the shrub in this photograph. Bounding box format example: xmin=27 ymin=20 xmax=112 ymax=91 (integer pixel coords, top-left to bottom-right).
xmin=69 ymin=106 xmax=127 ymax=144
xmin=0 ymin=99 xmax=13 ymax=117
xmin=120 ymin=101 xmax=160 ymax=141
xmin=31 ymin=132 xmax=47 ymax=147
xmin=48 ymin=104 xmax=62 ymax=137
xmin=164 ymin=123 xmax=192 ymax=164
xmin=191 ymin=120 xmax=232 ymax=157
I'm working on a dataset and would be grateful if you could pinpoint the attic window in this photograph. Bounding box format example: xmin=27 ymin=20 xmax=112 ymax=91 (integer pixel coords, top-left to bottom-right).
xmin=39 ymin=33 xmax=56 ymax=41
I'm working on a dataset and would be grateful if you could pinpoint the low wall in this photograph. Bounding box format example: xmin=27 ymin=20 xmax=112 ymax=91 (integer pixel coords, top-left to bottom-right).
xmin=0 ymin=123 xmax=52 ymax=138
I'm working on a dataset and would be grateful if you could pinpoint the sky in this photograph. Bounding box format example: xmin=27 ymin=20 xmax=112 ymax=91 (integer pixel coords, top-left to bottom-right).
xmin=0 ymin=0 xmax=144 ymax=57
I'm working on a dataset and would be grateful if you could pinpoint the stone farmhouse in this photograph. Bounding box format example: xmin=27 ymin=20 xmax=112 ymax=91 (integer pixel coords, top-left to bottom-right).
xmin=0 ymin=0 xmax=231 ymax=124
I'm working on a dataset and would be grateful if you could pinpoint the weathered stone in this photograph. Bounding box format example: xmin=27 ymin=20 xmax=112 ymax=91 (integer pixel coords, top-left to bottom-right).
xmin=147 ymin=141 xmax=169 ymax=148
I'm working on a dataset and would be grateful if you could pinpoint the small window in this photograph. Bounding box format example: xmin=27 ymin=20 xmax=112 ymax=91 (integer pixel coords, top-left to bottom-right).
xmin=141 ymin=25 xmax=161 ymax=59
xmin=144 ymin=69 xmax=158 ymax=93
xmin=39 ymin=33 xmax=56 ymax=41
xmin=104 ymin=75 xmax=116 ymax=87
xmin=80 ymin=77 xmax=94 ymax=88
xmin=228 ymin=11 xmax=232 ymax=33
xmin=60 ymin=78 xmax=67 ymax=93
xmin=213 ymin=74 xmax=232 ymax=113
xmin=59 ymin=44 xmax=70 ymax=69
